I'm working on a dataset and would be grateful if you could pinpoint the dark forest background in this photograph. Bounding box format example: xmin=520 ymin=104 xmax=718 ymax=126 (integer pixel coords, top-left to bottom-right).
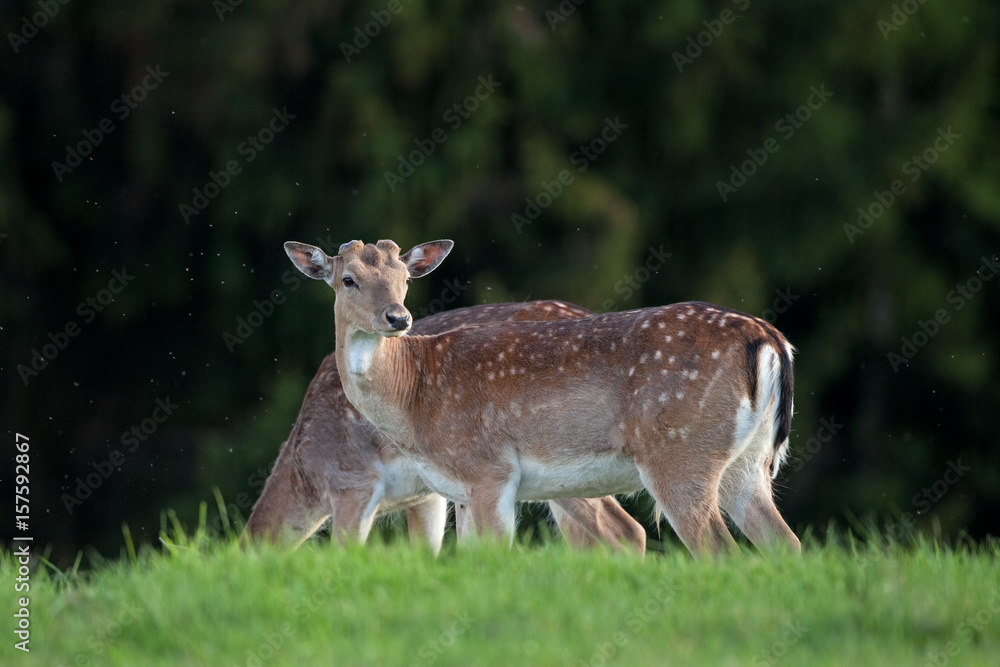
xmin=2 ymin=0 xmax=999 ymax=566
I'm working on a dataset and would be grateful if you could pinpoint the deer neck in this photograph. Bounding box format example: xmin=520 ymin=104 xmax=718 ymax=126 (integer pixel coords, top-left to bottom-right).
xmin=335 ymin=322 xmax=420 ymax=445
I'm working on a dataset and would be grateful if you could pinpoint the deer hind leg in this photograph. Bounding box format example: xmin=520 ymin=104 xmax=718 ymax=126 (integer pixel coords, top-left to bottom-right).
xmin=636 ymin=455 xmax=736 ymax=557
xmin=549 ymin=497 xmax=646 ymax=556
xmin=405 ymin=494 xmax=448 ymax=555
xmin=719 ymin=454 xmax=800 ymax=553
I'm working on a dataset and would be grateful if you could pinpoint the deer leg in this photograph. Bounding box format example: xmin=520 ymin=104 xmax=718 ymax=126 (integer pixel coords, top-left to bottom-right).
xmin=549 ymin=497 xmax=646 ymax=556
xmin=453 ymin=502 xmax=475 ymax=542
xmin=637 ymin=463 xmax=736 ymax=557
xmin=719 ymin=464 xmax=800 ymax=553
xmin=405 ymin=494 xmax=448 ymax=555
xmin=548 ymin=499 xmax=599 ymax=547
xmin=328 ymin=485 xmax=383 ymax=546
xmin=464 ymin=473 xmax=519 ymax=545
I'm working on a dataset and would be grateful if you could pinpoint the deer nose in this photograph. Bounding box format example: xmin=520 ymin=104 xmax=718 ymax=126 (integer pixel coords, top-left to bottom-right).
xmin=384 ymin=306 xmax=411 ymax=331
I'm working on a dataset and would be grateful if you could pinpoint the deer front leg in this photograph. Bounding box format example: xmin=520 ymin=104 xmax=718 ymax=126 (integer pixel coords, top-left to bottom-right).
xmin=453 ymin=502 xmax=475 ymax=542
xmin=328 ymin=485 xmax=384 ymax=545
xmin=405 ymin=494 xmax=448 ymax=555
xmin=463 ymin=471 xmax=520 ymax=546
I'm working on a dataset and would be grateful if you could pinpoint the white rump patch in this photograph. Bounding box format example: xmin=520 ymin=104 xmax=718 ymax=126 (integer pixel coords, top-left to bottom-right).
xmin=731 ymin=344 xmax=785 ymax=470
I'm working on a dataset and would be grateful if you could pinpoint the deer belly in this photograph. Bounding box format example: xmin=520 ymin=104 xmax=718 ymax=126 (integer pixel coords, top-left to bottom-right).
xmin=516 ymin=455 xmax=643 ymax=500
xmin=376 ymin=458 xmax=434 ymax=509
xmin=408 ymin=461 xmax=471 ymax=504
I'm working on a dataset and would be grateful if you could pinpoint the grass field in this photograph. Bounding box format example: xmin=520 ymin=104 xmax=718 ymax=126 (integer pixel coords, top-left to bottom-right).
xmin=5 ymin=522 xmax=1000 ymax=667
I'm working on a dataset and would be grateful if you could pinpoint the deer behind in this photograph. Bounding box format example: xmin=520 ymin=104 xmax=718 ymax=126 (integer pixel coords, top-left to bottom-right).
xmin=284 ymin=238 xmax=800 ymax=556
xmin=244 ymin=300 xmax=646 ymax=554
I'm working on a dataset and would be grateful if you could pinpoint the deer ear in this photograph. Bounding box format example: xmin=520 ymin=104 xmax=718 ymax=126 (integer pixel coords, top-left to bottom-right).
xmin=285 ymin=242 xmax=335 ymax=281
xmin=401 ymin=240 xmax=453 ymax=278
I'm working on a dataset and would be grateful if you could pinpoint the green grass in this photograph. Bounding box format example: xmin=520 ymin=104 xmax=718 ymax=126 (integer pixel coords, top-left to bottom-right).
xmin=6 ymin=527 xmax=1000 ymax=667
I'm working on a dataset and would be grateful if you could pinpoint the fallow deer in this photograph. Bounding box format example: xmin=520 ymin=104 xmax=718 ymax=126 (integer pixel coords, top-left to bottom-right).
xmin=283 ymin=239 xmax=800 ymax=555
xmin=244 ymin=301 xmax=646 ymax=555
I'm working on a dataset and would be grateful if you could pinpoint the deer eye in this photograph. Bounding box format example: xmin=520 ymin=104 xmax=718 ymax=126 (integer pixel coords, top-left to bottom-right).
xmin=342 ymin=276 xmax=356 ymax=288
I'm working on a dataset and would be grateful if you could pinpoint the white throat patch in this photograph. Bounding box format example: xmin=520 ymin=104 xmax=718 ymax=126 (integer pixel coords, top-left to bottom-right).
xmin=347 ymin=331 xmax=381 ymax=375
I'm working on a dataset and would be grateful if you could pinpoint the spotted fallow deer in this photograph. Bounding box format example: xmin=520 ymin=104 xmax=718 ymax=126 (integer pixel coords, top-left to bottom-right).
xmin=283 ymin=239 xmax=800 ymax=556
xmin=243 ymin=301 xmax=646 ymax=555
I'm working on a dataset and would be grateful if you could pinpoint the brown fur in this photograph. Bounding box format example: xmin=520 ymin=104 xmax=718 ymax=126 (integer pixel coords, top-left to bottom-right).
xmin=284 ymin=239 xmax=799 ymax=556
xmin=244 ymin=300 xmax=646 ymax=555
